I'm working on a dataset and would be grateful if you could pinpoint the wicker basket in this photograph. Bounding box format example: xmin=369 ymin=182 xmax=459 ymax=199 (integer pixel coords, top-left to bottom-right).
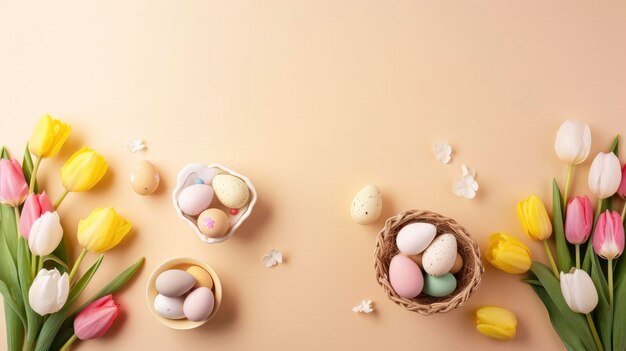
xmin=374 ymin=209 xmax=483 ymax=315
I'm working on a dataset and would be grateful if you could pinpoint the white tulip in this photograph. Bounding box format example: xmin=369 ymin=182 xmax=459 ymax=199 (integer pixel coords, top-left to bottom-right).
xmin=28 ymin=211 xmax=63 ymax=256
xmin=28 ymin=268 xmax=69 ymax=316
xmin=554 ymin=120 xmax=591 ymax=164
xmin=588 ymin=152 xmax=622 ymax=199
xmin=560 ymin=268 xmax=598 ymax=314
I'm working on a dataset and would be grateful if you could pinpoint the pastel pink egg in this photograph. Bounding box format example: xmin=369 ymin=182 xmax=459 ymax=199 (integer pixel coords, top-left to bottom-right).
xmin=389 ymin=254 xmax=424 ymax=299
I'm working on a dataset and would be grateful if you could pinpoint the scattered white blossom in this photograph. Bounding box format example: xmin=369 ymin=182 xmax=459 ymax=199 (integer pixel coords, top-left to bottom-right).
xmin=352 ymin=300 xmax=374 ymax=313
xmin=263 ymin=249 xmax=283 ymax=267
xmin=126 ymin=139 xmax=146 ymax=153
xmin=433 ymin=142 xmax=452 ymax=164
xmin=453 ymin=164 xmax=478 ymax=199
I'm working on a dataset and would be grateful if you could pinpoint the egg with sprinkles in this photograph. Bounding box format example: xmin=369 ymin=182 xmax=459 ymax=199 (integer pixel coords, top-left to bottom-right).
xmin=197 ymin=208 xmax=229 ymax=238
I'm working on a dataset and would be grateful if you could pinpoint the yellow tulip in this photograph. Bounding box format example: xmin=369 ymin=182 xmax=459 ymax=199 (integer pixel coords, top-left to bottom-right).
xmin=475 ymin=306 xmax=517 ymax=341
xmin=61 ymin=147 xmax=108 ymax=192
xmin=485 ymin=232 xmax=531 ymax=274
xmin=28 ymin=114 xmax=71 ymax=158
xmin=517 ymin=194 xmax=552 ymax=241
xmin=78 ymin=208 xmax=132 ymax=253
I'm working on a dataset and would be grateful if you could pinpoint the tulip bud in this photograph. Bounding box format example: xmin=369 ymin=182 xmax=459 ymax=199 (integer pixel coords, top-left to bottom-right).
xmin=588 ymin=152 xmax=621 ymax=199
xmin=78 ymin=208 xmax=132 ymax=253
xmin=564 ymin=196 xmax=593 ymax=245
xmin=28 ymin=212 xmax=63 ymax=256
xmin=60 ymin=147 xmax=108 ymax=192
xmin=593 ymin=210 xmax=625 ymax=260
xmin=19 ymin=192 xmax=54 ymax=239
xmin=28 ymin=114 xmax=71 ymax=158
xmin=617 ymin=164 xmax=626 ymax=198
xmin=29 ymin=268 xmax=69 ymax=316
xmin=0 ymin=158 xmax=29 ymax=207
xmin=560 ymin=268 xmax=598 ymax=314
xmin=517 ymin=195 xmax=552 ymax=241
xmin=485 ymin=232 xmax=531 ymax=274
xmin=554 ymin=120 xmax=592 ymax=165
xmin=475 ymin=306 xmax=517 ymax=341
xmin=74 ymin=295 xmax=120 ymax=340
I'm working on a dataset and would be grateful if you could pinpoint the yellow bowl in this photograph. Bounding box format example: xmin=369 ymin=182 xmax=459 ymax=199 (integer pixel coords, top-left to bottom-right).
xmin=146 ymin=257 xmax=222 ymax=329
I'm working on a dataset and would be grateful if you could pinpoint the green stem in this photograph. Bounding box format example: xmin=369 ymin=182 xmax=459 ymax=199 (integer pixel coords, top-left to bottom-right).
xmin=28 ymin=156 xmax=41 ymax=193
xmin=585 ymin=313 xmax=604 ymax=351
xmin=609 ymin=258 xmax=614 ymax=306
xmin=563 ymin=163 xmax=574 ymax=206
xmin=595 ymin=198 xmax=604 ymax=221
xmin=543 ymin=240 xmax=560 ymax=277
xmin=68 ymin=248 xmax=87 ymax=284
xmin=37 ymin=255 xmax=44 ymax=272
xmin=54 ymin=189 xmax=69 ymax=210
xmin=59 ymin=334 xmax=77 ymax=351
xmin=621 ymin=202 xmax=626 ymax=223
xmin=575 ymin=244 xmax=580 ymax=269
xmin=31 ymin=255 xmax=37 ymax=278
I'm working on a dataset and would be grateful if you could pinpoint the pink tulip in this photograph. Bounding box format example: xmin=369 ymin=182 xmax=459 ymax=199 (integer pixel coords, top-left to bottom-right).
xmin=618 ymin=164 xmax=626 ymax=198
xmin=74 ymin=295 xmax=120 ymax=340
xmin=0 ymin=159 xmax=28 ymax=207
xmin=593 ymin=210 xmax=625 ymax=260
xmin=564 ymin=196 xmax=593 ymax=244
xmin=19 ymin=192 xmax=54 ymax=239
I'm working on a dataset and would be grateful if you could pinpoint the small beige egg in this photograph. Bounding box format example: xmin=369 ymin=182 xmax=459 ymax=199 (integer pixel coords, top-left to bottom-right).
xmin=350 ymin=185 xmax=382 ymax=225
xmin=186 ymin=265 xmax=214 ymax=289
xmin=130 ymin=160 xmax=160 ymax=195
xmin=212 ymin=174 xmax=250 ymax=209
xmin=450 ymin=252 xmax=464 ymax=274
xmin=197 ymin=208 xmax=229 ymax=238
xmin=422 ymin=233 xmax=458 ymax=276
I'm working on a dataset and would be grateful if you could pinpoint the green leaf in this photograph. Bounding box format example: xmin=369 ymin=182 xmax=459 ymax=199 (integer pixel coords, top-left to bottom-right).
xmin=17 ymin=237 xmax=42 ymax=350
xmin=51 ymin=236 xmax=70 ymax=268
xmin=530 ymin=262 xmax=598 ymax=350
xmin=613 ymin=275 xmax=626 ymax=350
xmin=3 ymin=304 xmax=24 ymax=351
xmin=522 ymin=279 xmax=542 ymax=287
xmin=552 ymin=179 xmax=573 ymax=273
xmin=529 ymin=283 xmax=587 ymax=351
xmin=34 ymin=255 xmax=103 ymax=351
xmin=588 ymin=253 xmax=612 ymax=350
xmin=22 ymin=144 xmax=37 ymax=193
xmin=609 ymin=135 xmax=619 ymax=156
xmin=0 ymin=279 xmax=26 ymax=327
xmin=42 ymin=254 xmax=69 ymax=273
xmin=51 ymin=256 xmax=145 ymax=350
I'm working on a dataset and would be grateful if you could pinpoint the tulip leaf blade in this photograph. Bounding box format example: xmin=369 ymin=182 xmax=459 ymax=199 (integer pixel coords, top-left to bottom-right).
xmin=613 ymin=273 xmax=626 ymax=350
xmin=22 ymin=144 xmax=37 ymax=193
xmin=3 ymin=303 xmax=24 ymax=351
xmin=530 ymin=262 xmax=598 ymax=350
xmin=610 ymin=135 xmax=619 ymax=156
xmin=50 ymin=256 xmax=145 ymax=350
xmin=17 ymin=236 xmax=42 ymax=350
xmin=528 ymin=282 xmax=587 ymax=351
xmin=552 ymin=179 xmax=573 ymax=273
xmin=34 ymin=255 xmax=104 ymax=351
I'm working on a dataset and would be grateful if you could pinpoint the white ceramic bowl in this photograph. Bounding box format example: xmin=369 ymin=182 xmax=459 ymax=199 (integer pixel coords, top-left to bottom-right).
xmin=172 ymin=163 xmax=257 ymax=244
xmin=146 ymin=257 xmax=223 ymax=330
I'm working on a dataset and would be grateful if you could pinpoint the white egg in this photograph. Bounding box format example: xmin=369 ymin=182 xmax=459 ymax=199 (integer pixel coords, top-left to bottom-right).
xmin=422 ymin=233 xmax=458 ymax=276
xmin=154 ymin=294 xmax=185 ymax=320
xmin=212 ymin=174 xmax=250 ymax=209
xmin=396 ymin=222 xmax=437 ymax=255
xmin=350 ymin=185 xmax=382 ymax=225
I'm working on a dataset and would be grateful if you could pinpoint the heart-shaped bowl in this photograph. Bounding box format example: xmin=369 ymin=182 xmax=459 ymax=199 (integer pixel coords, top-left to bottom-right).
xmin=146 ymin=257 xmax=223 ymax=330
xmin=172 ymin=163 xmax=257 ymax=244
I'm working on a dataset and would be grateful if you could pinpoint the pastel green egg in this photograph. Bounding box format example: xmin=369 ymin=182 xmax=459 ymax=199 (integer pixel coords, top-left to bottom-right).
xmin=423 ymin=273 xmax=457 ymax=297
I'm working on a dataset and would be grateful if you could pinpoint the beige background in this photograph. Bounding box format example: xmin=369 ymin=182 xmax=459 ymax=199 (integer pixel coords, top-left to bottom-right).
xmin=1 ymin=1 xmax=626 ymax=350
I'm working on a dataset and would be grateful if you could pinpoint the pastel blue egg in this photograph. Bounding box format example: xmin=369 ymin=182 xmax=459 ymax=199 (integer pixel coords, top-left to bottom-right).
xmin=194 ymin=178 xmax=204 ymax=184
xmin=423 ymin=273 xmax=457 ymax=297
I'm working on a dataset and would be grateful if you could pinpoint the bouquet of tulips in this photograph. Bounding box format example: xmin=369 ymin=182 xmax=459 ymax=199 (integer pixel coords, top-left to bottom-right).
xmin=487 ymin=120 xmax=626 ymax=350
xmin=0 ymin=115 xmax=144 ymax=351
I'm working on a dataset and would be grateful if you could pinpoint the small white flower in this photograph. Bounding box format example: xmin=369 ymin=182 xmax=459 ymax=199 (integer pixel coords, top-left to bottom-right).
xmin=126 ymin=139 xmax=146 ymax=153
xmin=453 ymin=164 xmax=478 ymax=199
xmin=352 ymin=300 xmax=374 ymax=313
xmin=263 ymin=249 xmax=283 ymax=267
xmin=433 ymin=142 xmax=452 ymax=164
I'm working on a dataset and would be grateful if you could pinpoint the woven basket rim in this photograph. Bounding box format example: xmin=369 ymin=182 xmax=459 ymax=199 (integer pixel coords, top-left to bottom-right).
xmin=374 ymin=209 xmax=484 ymax=315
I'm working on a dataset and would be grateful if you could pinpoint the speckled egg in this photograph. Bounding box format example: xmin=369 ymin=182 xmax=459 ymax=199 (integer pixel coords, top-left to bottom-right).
xmin=183 ymin=287 xmax=215 ymax=322
xmin=422 ymin=233 xmax=458 ymax=276
xmin=197 ymin=208 xmax=230 ymax=238
xmin=155 ymin=269 xmax=196 ymax=297
xmin=212 ymin=174 xmax=250 ymax=209
xmin=186 ymin=265 xmax=214 ymax=289
xmin=350 ymin=184 xmax=382 ymax=225
xmin=177 ymin=184 xmax=214 ymax=216
xmin=423 ymin=273 xmax=457 ymax=297
xmin=389 ymin=254 xmax=424 ymax=299
xmin=154 ymin=294 xmax=185 ymax=319
xmin=130 ymin=160 xmax=160 ymax=195
xmin=396 ymin=222 xmax=437 ymax=255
